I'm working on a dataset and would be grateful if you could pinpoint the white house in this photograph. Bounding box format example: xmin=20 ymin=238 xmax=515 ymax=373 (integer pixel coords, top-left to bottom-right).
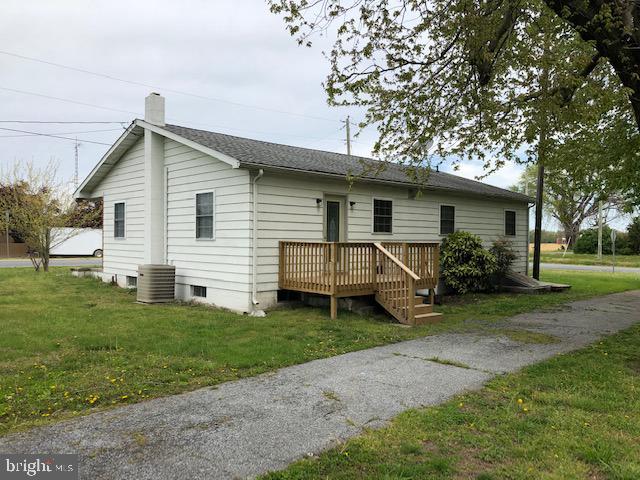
xmin=75 ymin=94 xmax=532 ymax=318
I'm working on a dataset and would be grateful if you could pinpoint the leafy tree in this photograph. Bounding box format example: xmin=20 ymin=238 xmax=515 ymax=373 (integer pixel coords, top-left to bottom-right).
xmin=512 ymin=159 xmax=630 ymax=249
xmin=0 ymin=162 xmax=101 ymax=271
xmin=627 ymin=217 xmax=640 ymax=254
xmin=269 ymin=0 xmax=639 ymax=184
xmin=440 ymin=231 xmax=497 ymax=293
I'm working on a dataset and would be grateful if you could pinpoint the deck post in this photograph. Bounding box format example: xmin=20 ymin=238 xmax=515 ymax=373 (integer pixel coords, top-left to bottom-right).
xmin=407 ymin=275 xmax=415 ymax=325
xmin=330 ymin=242 xmax=338 ymax=319
xmin=278 ymin=241 xmax=284 ymax=288
xmin=402 ymin=242 xmax=409 ymax=267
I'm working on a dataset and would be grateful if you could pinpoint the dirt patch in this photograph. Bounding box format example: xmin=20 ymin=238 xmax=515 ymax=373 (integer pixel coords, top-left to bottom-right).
xmin=452 ymin=446 xmax=496 ymax=479
xmin=626 ymin=357 xmax=640 ymax=375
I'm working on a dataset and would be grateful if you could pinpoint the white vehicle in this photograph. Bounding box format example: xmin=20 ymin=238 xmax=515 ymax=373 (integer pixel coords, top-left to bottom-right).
xmin=50 ymin=228 xmax=103 ymax=257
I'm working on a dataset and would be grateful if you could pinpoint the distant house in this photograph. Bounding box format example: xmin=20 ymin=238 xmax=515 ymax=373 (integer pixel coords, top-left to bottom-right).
xmin=75 ymin=94 xmax=531 ymax=322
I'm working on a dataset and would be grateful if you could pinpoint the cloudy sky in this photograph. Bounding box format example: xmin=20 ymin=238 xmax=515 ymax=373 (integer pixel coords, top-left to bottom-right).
xmin=1 ymin=0 xmax=545 ymax=223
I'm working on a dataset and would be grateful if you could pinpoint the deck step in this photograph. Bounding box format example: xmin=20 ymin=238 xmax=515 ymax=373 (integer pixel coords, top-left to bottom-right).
xmin=414 ymin=304 xmax=433 ymax=314
xmin=413 ymin=312 xmax=443 ymax=325
xmin=389 ymin=296 xmax=426 ymax=306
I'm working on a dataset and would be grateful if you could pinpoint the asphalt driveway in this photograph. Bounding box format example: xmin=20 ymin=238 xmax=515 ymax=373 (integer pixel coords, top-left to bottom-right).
xmin=1 ymin=291 xmax=639 ymax=479
xmin=0 ymin=258 xmax=100 ymax=268
xmin=538 ymin=262 xmax=640 ymax=274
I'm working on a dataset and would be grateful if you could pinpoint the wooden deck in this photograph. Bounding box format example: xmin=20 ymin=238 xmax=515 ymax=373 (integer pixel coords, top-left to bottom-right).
xmin=279 ymin=241 xmax=441 ymax=325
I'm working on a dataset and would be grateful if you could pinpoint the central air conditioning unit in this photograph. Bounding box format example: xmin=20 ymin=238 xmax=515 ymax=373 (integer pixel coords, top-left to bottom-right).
xmin=136 ymin=264 xmax=176 ymax=303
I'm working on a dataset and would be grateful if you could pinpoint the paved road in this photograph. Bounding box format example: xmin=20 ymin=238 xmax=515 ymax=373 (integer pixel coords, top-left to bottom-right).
xmin=1 ymin=291 xmax=639 ymax=479
xmin=0 ymin=258 xmax=100 ymax=268
xmin=536 ymin=262 xmax=640 ymax=274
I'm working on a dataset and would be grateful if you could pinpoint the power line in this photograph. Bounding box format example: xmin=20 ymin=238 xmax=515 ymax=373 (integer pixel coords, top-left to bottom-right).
xmin=0 ymin=126 xmax=112 ymax=145
xmin=0 ymin=86 xmax=344 ymax=143
xmin=0 ymin=127 xmax=124 ymax=138
xmin=0 ymin=120 xmax=127 ymax=124
xmin=0 ymin=86 xmax=140 ymax=116
xmin=0 ymin=49 xmax=340 ymax=123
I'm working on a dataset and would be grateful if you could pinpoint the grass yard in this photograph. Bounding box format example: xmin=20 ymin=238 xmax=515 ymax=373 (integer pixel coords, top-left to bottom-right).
xmin=263 ymin=324 xmax=640 ymax=480
xmin=0 ymin=268 xmax=638 ymax=436
xmin=531 ymin=252 xmax=640 ymax=268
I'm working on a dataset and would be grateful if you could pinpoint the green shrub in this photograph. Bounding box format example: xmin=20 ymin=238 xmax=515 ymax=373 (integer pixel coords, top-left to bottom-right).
xmin=441 ymin=231 xmax=497 ymax=294
xmin=628 ymin=217 xmax=640 ymax=254
xmin=489 ymin=237 xmax=517 ymax=289
xmin=574 ymin=226 xmax=629 ymax=254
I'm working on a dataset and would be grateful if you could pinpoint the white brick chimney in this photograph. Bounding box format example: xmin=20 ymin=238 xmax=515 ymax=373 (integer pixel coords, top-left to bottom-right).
xmin=144 ymin=92 xmax=165 ymax=126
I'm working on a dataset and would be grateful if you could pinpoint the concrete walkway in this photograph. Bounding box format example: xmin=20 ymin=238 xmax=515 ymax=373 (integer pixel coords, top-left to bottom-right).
xmin=2 ymin=291 xmax=639 ymax=479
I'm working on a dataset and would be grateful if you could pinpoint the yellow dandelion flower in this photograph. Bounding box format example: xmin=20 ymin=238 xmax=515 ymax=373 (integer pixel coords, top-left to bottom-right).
xmin=517 ymin=398 xmax=523 ymax=404
xmin=523 ymin=407 xmax=529 ymax=412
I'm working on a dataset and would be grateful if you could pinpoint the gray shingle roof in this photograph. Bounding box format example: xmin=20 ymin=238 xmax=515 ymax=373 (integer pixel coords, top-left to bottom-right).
xmin=164 ymin=123 xmax=532 ymax=203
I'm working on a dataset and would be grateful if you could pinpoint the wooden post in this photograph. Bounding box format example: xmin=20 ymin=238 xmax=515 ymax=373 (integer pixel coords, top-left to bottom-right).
xmin=330 ymin=296 xmax=338 ymax=320
xmin=429 ymin=288 xmax=435 ymax=307
xmin=330 ymin=243 xmax=338 ymax=319
xmin=370 ymin=246 xmax=378 ymax=289
xmin=402 ymin=242 xmax=409 ymax=266
xmin=278 ymin=241 xmax=284 ymax=287
xmin=407 ymin=275 xmax=415 ymax=325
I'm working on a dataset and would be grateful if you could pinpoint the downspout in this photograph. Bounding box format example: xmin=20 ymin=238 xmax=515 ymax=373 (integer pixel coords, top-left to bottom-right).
xmin=251 ymin=169 xmax=265 ymax=313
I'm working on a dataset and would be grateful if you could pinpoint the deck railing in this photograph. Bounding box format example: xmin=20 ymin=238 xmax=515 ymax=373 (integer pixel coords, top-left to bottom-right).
xmin=373 ymin=243 xmax=420 ymax=324
xmin=279 ymin=241 xmax=440 ymax=320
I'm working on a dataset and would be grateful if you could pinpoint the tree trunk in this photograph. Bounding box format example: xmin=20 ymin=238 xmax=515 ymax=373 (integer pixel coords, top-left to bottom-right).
xmin=562 ymin=222 xmax=580 ymax=249
xmin=43 ymin=229 xmax=50 ymax=272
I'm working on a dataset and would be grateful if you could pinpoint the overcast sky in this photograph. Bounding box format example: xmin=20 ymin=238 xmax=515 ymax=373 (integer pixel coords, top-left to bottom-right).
xmin=1 ymin=0 xmax=553 ymax=225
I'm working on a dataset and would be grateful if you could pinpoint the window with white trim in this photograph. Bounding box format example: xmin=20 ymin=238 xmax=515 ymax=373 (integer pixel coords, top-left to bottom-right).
xmin=373 ymin=199 xmax=392 ymax=233
xmin=114 ymin=202 xmax=125 ymax=238
xmin=440 ymin=205 xmax=455 ymax=235
xmin=195 ymin=192 xmax=214 ymax=239
xmin=505 ymin=210 xmax=516 ymax=236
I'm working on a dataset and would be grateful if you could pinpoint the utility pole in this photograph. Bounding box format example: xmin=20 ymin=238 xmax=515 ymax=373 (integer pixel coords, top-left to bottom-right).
xmin=532 ymin=162 xmax=544 ymax=280
xmin=74 ymin=138 xmax=80 ymax=188
xmin=345 ymin=116 xmax=351 ymax=156
xmin=597 ymin=201 xmax=603 ymax=259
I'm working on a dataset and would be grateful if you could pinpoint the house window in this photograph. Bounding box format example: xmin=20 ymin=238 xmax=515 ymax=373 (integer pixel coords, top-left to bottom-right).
xmin=191 ymin=285 xmax=207 ymax=298
xmin=440 ymin=205 xmax=455 ymax=235
xmin=114 ymin=202 xmax=125 ymax=238
xmin=126 ymin=276 xmax=137 ymax=288
xmin=373 ymin=199 xmax=393 ymax=233
xmin=195 ymin=192 xmax=214 ymax=239
xmin=505 ymin=210 xmax=516 ymax=236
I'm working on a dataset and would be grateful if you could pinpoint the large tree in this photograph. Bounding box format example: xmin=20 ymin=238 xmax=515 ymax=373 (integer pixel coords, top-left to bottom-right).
xmin=269 ymin=0 xmax=639 ymax=176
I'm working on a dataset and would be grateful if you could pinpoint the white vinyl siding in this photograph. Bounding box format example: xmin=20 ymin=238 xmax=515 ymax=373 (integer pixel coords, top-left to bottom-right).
xmin=91 ymin=137 xmax=145 ymax=278
xmin=164 ymin=139 xmax=252 ymax=311
xmin=255 ymin=172 xmax=529 ymax=303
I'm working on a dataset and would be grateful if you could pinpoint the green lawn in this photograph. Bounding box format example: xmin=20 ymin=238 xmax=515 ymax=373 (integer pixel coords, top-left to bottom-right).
xmin=532 ymin=252 xmax=640 ymax=268
xmin=0 ymin=268 xmax=638 ymax=436
xmin=263 ymin=324 xmax=640 ymax=480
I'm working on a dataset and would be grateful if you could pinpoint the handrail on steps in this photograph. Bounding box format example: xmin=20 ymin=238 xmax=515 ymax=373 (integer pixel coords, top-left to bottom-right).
xmin=373 ymin=242 xmax=420 ymax=280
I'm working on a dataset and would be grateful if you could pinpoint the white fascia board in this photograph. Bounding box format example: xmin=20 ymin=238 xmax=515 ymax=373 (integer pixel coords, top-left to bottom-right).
xmin=74 ymin=122 xmax=141 ymax=199
xmin=135 ymin=119 xmax=240 ymax=169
